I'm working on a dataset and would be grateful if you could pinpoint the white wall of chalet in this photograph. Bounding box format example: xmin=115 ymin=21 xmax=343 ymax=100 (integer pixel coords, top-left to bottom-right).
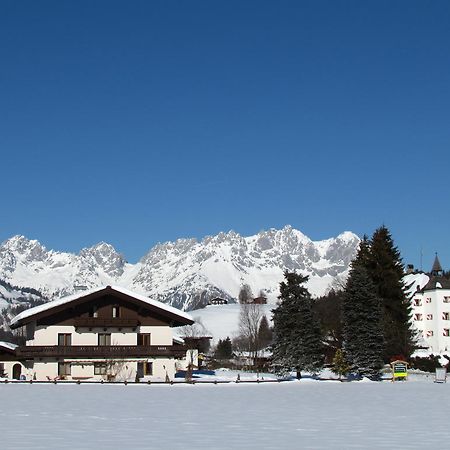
xmin=411 ymin=286 xmax=450 ymax=353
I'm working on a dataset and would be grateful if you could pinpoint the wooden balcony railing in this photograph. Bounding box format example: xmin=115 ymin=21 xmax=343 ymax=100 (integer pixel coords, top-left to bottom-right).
xmin=16 ymin=345 xmax=187 ymax=359
xmin=73 ymin=318 xmax=140 ymax=328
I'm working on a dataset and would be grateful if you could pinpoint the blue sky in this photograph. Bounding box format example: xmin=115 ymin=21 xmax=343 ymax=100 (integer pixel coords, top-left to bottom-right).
xmin=1 ymin=1 xmax=449 ymax=268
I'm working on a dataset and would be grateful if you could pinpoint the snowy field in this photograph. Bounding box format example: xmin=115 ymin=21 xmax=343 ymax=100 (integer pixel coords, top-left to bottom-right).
xmin=1 ymin=379 xmax=449 ymax=449
xmin=188 ymin=303 xmax=274 ymax=343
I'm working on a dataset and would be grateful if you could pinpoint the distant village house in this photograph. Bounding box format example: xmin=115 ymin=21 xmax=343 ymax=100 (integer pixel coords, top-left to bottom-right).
xmin=209 ymin=298 xmax=228 ymax=305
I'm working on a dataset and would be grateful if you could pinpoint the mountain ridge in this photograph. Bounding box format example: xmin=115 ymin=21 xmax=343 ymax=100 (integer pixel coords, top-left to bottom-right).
xmin=0 ymin=226 xmax=360 ymax=311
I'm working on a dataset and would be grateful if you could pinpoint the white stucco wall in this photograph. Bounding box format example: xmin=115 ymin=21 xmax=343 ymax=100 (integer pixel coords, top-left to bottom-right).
xmin=0 ymin=361 xmax=30 ymax=380
xmin=7 ymin=319 xmax=181 ymax=381
xmin=411 ymin=288 xmax=450 ymax=353
xmin=28 ymin=325 xmax=174 ymax=347
xmin=139 ymin=326 xmax=173 ymax=345
xmin=28 ymin=358 xmax=176 ymax=381
xmin=32 ymin=361 xmax=60 ymax=380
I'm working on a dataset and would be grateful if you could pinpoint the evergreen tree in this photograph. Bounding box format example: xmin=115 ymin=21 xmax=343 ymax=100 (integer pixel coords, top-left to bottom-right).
xmin=272 ymin=272 xmax=324 ymax=377
xmin=355 ymin=235 xmax=371 ymax=268
xmin=223 ymin=336 xmax=232 ymax=358
xmin=257 ymin=315 xmax=273 ymax=349
xmin=215 ymin=337 xmax=233 ymax=359
xmin=342 ymin=264 xmax=384 ymax=379
xmin=331 ymin=349 xmax=351 ymax=380
xmin=313 ymin=288 xmax=344 ymax=351
xmin=366 ymin=226 xmax=416 ymax=360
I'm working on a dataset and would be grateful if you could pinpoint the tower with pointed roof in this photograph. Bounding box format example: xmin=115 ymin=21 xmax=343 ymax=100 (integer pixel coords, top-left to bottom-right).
xmin=431 ymin=253 xmax=443 ymax=277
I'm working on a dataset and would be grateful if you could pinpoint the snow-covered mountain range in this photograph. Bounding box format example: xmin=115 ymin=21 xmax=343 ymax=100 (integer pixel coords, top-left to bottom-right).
xmin=0 ymin=226 xmax=360 ymax=311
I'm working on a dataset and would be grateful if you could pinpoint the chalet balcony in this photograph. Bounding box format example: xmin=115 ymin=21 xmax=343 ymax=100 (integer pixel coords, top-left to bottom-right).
xmin=16 ymin=345 xmax=187 ymax=359
xmin=73 ymin=318 xmax=140 ymax=328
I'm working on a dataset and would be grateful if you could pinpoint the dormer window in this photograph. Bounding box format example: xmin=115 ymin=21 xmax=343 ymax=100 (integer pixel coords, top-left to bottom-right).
xmin=112 ymin=305 xmax=120 ymax=318
xmin=89 ymin=306 xmax=98 ymax=318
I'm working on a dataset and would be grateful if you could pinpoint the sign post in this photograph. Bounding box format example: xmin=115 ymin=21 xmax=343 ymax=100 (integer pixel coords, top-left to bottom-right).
xmin=391 ymin=360 xmax=408 ymax=382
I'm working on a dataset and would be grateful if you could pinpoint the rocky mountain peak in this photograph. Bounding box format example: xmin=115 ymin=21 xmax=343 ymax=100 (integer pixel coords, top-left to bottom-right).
xmin=1 ymin=235 xmax=48 ymax=262
xmin=0 ymin=226 xmax=361 ymax=311
xmin=79 ymin=242 xmax=126 ymax=278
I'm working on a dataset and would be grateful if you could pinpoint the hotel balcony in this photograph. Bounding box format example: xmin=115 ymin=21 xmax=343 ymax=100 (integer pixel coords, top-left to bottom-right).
xmin=73 ymin=318 xmax=140 ymax=328
xmin=16 ymin=345 xmax=187 ymax=359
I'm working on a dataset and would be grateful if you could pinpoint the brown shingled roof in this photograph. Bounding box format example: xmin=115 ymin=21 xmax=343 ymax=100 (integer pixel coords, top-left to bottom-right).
xmin=421 ymin=276 xmax=450 ymax=291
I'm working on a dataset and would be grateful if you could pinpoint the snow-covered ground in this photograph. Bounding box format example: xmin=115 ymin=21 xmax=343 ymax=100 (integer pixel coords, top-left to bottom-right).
xmin=1 ymin=378 xmax=449 ymax=449
xmin=186 ymin=303 xmax=274 ymax=343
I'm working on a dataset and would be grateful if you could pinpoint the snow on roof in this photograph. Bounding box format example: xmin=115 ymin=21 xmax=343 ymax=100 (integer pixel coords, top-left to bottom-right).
xmin=0 ymin=341 xmax=18 ymax=351
xmin=111 ymin=285 xmax=193 ymax=322
xmin=10 ymin=285 xmax=193 ymax=327
xmin=404 ymin=273 xmax=430 ymax=297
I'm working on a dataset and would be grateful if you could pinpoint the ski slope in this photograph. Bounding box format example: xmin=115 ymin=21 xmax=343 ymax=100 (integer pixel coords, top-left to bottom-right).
xmin=186 ymin=303 xmax=274 ymax=343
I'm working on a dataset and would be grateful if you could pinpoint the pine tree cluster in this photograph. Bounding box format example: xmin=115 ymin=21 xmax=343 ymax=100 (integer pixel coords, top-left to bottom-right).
xmin=350 ymin=227 xmax=415 ymax=360
xmin=342 ymin=226 xmax=416 ymax=378
xmin=215 ymin=337 xmax=233 ymax=359
xmin=272 ymin=272 xmax=324 ymax=376
xmin=271 ymin=225 xmax=414 ymax=381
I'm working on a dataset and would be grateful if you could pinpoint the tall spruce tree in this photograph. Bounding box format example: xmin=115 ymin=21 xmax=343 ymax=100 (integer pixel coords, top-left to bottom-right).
xmin=356 ymin=235 xmax=372 ymax=268
xmin=366 ymin=226 xmax=415 ymax=360
xmin=272 ymin=272 xmax=324 ymax=377
xmin=342 ymin=264 xmax=384 ymax=379
xmin=257 ymin=315 xmax=273 ymax=350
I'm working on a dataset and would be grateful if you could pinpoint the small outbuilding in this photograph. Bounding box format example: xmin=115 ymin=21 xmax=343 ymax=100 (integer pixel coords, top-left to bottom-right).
xmin=0 ymin=342 xmax=23 ymax=380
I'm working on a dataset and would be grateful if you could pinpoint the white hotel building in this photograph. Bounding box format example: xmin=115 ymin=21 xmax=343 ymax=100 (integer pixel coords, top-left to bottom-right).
xmin=409 ymin=256 xmax=450 ymax=354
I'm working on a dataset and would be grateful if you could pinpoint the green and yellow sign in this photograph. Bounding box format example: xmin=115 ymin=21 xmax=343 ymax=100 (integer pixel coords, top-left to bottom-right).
xmin=391 ymin=360 xmax=408 ymax=381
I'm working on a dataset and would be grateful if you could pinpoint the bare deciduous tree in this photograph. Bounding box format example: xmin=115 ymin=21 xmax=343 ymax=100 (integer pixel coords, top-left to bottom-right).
xmin=238 ymin=302 xmax=263 ymax=367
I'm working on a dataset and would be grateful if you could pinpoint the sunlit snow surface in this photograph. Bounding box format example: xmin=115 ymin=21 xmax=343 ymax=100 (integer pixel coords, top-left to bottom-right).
xmin=186 ymin=303 xmax=274 ymax=343
xmin=1 ymin=378 xmax=449 ymax=449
